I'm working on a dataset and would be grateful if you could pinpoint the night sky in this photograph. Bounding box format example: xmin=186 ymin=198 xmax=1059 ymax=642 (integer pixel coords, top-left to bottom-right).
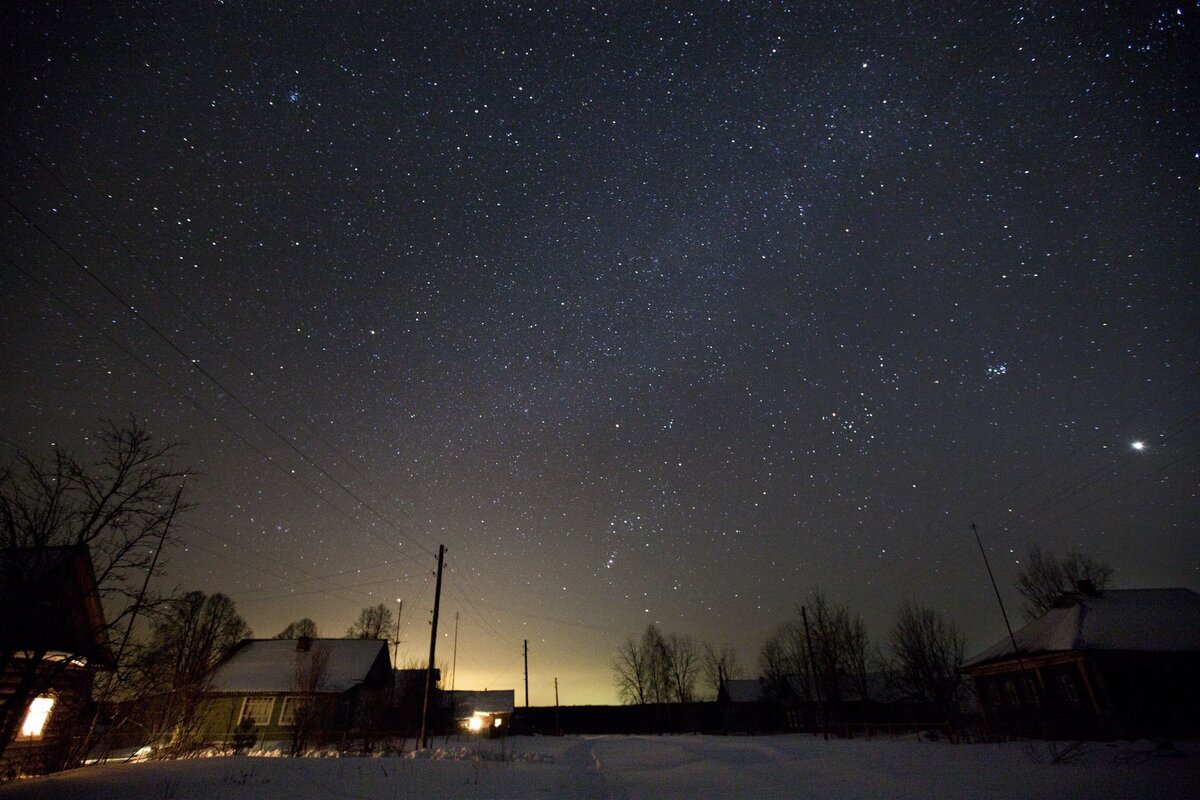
xmin=2 ymin=3 xmax=1197 ymax=704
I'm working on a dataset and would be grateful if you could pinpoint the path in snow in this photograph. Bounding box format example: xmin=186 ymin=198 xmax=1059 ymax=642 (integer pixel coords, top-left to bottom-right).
xmin=1 ymin=735 xmax=1196 ymax=799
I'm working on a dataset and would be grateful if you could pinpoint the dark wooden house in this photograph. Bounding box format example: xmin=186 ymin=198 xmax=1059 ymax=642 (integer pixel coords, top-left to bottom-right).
xmin=0 ymin=545 xmax=115 ymax=775
xmin=963 ymin=586 xmax=1200 ymax=740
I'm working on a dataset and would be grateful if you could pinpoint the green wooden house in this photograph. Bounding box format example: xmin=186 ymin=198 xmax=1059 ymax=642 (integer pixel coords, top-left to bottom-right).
xmin=201 ymin=637 xmax=391 ymax=748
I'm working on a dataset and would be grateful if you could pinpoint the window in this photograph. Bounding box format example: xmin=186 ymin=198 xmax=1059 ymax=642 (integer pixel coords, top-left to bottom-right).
xmin=1021 ymin=676 xmax=1041 ymax=707
xmin=1002 ymin=680 xmax=1020 ymax=708
xmin=20 ymin=696 xmax=55 ymax=739
xmin=238 ymin=697 xmax=275 ymax=727
xmin=1058 ymin=674 xmax=1081 ymax=705
xmin=278 ymin=696 xmax=309 ymax=726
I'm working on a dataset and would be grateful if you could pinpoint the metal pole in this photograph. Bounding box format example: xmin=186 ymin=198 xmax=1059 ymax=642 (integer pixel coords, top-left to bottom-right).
xmin=970 ymin=523 xmax=1024 ymax=662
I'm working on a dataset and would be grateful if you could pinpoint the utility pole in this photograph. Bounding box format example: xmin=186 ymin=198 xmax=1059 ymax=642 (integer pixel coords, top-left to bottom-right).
xmin=393 ymin=598 xmax=403 ymax=668
xmin=523 ymin=639 xmax=529 ymax=708
xmin=419 ymin=544 xmax=445 ymax=749
xmin=554 ymin=677 xmax=560 ymax=736
xmin=449 ymin=611 xmax=459 ymax=709
xmin=800 ymin=605 xmax=828 ymax=741
xmin=970 ymin=523 xmax=1022 ymax=659
xmin=970 ymin=522 xmax=1035 ymax=697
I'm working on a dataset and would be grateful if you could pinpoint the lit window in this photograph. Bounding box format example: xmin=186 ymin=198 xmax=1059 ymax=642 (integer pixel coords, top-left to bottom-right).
xmin=21 ymin=696 xmax=56 ymax=739
xmin=238 ymin=697 xmax=275 ymax=727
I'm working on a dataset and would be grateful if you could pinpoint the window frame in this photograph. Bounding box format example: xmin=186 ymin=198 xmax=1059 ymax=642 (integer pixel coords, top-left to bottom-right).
xmin=237 ymin=696 xmax=276 ymax=727
xmin=278 ymin=696 xmax=309 ymax=726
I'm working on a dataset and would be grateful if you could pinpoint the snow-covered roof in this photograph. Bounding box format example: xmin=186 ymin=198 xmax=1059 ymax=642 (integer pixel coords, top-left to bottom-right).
xmin=208 ymin=638 xmax=388 ymax=693
xmin=965 ymin=588 xmax=1200 ymax=668
xmin=722 ymin=678 xmax=770 ymax=703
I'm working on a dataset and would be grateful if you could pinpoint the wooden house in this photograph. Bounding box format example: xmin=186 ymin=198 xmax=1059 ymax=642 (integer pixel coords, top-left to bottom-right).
xmin=963 ymin=586 xmax=1200 ymax=740
xmin=200 ymin=637 xmax=391 ymax=748
xmin=0 ymin=545 xmax=114 ymax=775
xmin=447 ymin=689 xmax=514 ymax=734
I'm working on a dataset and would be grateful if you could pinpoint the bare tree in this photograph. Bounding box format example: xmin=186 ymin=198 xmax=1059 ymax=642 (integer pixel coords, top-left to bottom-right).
xmin=666 ymin=634 xmax=699 ymax=703
xmin=888 ymin=602 xmax=965 ymax=720
xmin=1016 ymin=543 xmax=1114 ymax=620
xmin=806 ymin=591 xmax=872 ymax=704
xmin=289 ymin=642 xmax=330 ymax=756
xmin=130 ymin=591 xmax=250 ymax=755
xmin=701 ymin=643 xmax=743 ymax=700
xmin=614 ymin=626 xmax=701 ymax=704
xmin=613 ymin=633 xmax=651 ymax=705
xmin=346 ymin=603 xmax=394 ymax=639
xmin=758 ymin=592 xmax=873 ymax=707
xmin=0 ymin=419 xmax=189 ymax=757
xmin=275 ymin=619 xmax=319 ymax=639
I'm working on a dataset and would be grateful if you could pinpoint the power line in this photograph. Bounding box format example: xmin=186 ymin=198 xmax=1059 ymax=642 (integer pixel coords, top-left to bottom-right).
xmin=6 ymin=134 xmax=427 ymax=543
xmin=4 ymin=192 xmax=436 ymax=565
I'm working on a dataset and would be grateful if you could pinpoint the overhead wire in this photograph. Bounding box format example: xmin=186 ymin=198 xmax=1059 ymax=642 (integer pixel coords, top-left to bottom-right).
xmin=6 ymin=144 xmax=518 ymax=639
xmin=3 ymin=192 xmax=436 ymax=568
xmin=2 ymin=253 xmax=432 ymax=607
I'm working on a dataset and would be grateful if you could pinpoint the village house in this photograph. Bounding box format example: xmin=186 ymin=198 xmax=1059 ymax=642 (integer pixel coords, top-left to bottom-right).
xmin=446 ymin=689 xmax=515 ymax=734
xmin=200 ymin=637 xmax=391 ymax=748
xmin=0 ymin=545 xmax=115 ymax=775
xmin=962 ymin=584 xmax=1200 ymax=740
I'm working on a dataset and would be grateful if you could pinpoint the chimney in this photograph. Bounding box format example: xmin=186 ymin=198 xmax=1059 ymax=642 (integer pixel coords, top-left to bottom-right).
xmin=296 ymin=636 xmax=312 ymax=652
xmin=1075 ymin=579 xmax=1097 ymax=597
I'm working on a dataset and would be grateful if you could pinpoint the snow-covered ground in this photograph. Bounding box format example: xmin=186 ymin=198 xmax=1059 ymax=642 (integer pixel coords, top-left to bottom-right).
xmin=2 ymin=734 xmax=1197 ymax=799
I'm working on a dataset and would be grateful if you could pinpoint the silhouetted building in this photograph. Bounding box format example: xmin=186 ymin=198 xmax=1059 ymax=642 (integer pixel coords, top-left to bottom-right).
xmin=963 ymin=586 xmax=1200 ymax=739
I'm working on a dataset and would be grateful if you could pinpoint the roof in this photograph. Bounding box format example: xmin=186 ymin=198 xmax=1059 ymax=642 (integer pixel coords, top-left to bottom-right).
xmin=447 ymin=689 xmax=515 ymax=716
xmin=965 ymin=588 xmax=1200 ymax=668
xmin=722 ymin=678 xmax=770 ymax=703
xmin=208 ymin=638 xmax=389 ymax=693
xmin=0 ymin=545 xmax=115 ymax=667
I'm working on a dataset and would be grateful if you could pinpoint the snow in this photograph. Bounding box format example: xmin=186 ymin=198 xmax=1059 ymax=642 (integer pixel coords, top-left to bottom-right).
xmin=966 ymin=588 xmax=1200 ymax=666
xmin=3 ymin=734 xmax=1197 ymax=799
xmin=208 ymin=639 xmax=386 ymax=693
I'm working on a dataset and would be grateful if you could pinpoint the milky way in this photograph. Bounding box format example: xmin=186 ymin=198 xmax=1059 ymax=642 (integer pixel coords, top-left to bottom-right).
xmin=2 ymin=3 xmax=1197 ymax=702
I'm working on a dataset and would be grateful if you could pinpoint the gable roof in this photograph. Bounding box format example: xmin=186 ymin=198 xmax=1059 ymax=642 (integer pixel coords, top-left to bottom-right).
xmin=0 ymin=545 xmax=114 ymax=667
xmin=965 ymin=588 xmax=1200 ymax=668
xmin=721 ymin=678 xmax=771 ymax=703
xmin=208 ymin=638 xmax=389 ymax=693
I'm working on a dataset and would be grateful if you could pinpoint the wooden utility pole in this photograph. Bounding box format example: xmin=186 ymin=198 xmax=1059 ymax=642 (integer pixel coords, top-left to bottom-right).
xmin=393 ymin=598 xmax=403 ymax=668
xmin=419 ymin=544 xmax=445 ymax=749
xmin=523 ymin=639 xmax=529 ymax=707
xmin=554 ymin=676 xmax=560 ymax=735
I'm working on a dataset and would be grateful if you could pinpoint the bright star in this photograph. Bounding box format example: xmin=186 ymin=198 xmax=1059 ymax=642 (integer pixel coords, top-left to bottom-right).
xmin=1131 ymin=441 xmax=1146 ymax=451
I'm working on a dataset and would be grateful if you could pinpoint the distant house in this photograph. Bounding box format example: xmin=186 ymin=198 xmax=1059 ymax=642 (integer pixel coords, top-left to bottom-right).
xmin=963 ymin=586 xmax=1200 ymax=739
xmin=390 ymin=667 xmax=439 ymax=732
xmin=200 ymin=637 xmax=391 ymax=747
xmin=719 ymin=673 xmax=945 ymax=735
xmin=0 ymin=545 xmax=115 ymax=775
xmin=718 ymin=678 xmax=786 ymax=732
xmin=447 ymin=689 xmax=514 ymax=734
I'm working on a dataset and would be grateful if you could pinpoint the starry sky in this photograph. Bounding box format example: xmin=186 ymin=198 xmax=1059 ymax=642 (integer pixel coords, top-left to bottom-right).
xmin=2 ymin=2 xmax=1197 ymax=704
